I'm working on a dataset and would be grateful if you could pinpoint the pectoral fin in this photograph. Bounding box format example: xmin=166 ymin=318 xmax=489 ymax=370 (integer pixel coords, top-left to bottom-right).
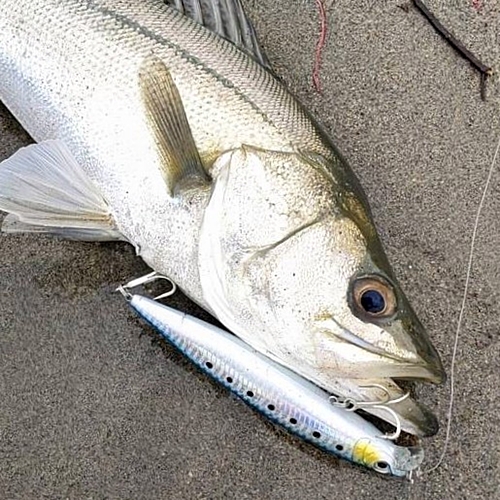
xmin=139 ymin=57 xmax=210 ymax=195
xmin=0 ymin=140 xmax=125 ymax=241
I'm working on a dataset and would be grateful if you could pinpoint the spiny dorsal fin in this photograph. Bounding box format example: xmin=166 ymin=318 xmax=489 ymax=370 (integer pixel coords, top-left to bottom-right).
xmin=139 ymin=57 xmax=210 ymax=195
xmin=164 ymin=0 xmax=271 ymax=70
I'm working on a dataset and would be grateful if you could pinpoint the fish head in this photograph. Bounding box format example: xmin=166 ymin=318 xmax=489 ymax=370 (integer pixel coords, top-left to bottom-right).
xmin=199 ymin=146 xmax=445 ymax=385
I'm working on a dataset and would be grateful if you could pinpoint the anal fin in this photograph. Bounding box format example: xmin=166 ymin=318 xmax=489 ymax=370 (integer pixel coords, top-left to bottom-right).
xmin=0 ymin=140 xmax=125 ymax=242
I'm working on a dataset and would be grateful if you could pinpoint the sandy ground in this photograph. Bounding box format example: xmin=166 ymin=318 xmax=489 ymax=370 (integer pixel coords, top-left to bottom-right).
xmin=1 ymin=1 xmax=500 ymax=498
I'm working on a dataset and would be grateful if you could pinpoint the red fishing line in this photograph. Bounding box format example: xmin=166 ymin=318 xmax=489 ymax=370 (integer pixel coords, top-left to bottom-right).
xmin=313 ymin=0 xmax=328 ymax=92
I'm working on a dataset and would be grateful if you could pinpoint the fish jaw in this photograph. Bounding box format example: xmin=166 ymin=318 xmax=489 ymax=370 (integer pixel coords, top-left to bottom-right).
xmin=312 ymin=315 xmax=445 ymax=384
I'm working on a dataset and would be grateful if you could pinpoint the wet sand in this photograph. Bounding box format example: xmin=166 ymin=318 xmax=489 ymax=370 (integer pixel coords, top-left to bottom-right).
xmin=1 ymin=1 xmax=499 ymax=498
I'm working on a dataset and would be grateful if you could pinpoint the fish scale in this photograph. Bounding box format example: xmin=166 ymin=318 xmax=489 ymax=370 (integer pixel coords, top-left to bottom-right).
xmin=0 ymin=0 xmax=326 ymax=292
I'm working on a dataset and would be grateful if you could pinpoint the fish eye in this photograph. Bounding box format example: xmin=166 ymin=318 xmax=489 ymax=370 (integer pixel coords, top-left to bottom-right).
xmin=360 ymin=289 xmax=385 ymax=314
xmin=351 ymin=276 xmax=397 ymax=319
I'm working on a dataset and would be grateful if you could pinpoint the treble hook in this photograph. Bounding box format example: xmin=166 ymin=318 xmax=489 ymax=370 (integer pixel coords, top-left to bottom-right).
xmin=407 ymin=469 xmax=415 ymax=484
xmin=329 ymin=384 xmax=410 ymax=441
xmin=116 ymin=271 xmax=177 ymax=301
xmin=329 ymin=383 xmax=392 ymax=410
xmin=408 ymin=467 xmax=422 ymax=483
xmin=371 ymin=404 xmax=402 ymax=441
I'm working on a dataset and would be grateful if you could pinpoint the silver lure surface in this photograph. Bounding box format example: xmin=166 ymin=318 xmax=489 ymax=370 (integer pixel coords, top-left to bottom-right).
xmin=124 ymin=292 xmax=424 ymax=478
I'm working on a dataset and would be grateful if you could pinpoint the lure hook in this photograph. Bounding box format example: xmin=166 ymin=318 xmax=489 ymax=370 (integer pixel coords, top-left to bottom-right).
xmin=371 ymin=404 xmax=402 ymax=441
xmin=116 ymin=271 xmax=177 ymax=301
xmin=329 ymin=383 xmax=392 ymax=410
xmin=407 ymin=468 xmax=415 ymax=484
xmin=329 ymin=385 xmax=409 ymax=441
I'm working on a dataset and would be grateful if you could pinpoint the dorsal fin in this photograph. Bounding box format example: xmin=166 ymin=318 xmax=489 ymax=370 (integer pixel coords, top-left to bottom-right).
xmin=164 ymin=0 xmax=271 ymax=70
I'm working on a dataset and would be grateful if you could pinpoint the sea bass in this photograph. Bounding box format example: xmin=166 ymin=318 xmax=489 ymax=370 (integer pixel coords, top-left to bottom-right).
xmin=0 ymin=0 xmax=444 ymax=435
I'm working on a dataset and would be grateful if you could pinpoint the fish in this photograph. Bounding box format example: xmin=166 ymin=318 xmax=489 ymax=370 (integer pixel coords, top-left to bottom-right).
xmin=0 ymin=0 xmax=445 ymax=436
xmin=120 ymin=284 xmax=424 ymax=478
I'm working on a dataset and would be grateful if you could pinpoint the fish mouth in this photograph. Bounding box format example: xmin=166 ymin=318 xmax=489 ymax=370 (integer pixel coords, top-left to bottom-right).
xmin=347 ymin=358 xmax=445 ymax=385
xmin=317 ymin=317 xmax=446 ymax=384
xmin=376 ymin=361 xmax=445 ymax=385
xmin=397 ymin=329 xmax=446 ymax=385
xmin=394 ymin=360 xmax=445 ymax=385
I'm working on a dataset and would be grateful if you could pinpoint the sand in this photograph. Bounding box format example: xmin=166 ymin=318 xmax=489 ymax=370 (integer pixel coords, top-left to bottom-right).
xmin=1 ymin=1 xmax=499 ymax=498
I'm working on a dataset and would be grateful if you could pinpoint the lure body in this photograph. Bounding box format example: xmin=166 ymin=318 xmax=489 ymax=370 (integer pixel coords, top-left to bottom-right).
xmin=128 ymin=294 xmax=423 ymax=478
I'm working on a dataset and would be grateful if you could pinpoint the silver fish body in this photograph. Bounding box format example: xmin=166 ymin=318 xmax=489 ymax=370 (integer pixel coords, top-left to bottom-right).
xmin=0 ymin=0 xmax=328 ymax=303
xmin=127 ymin=292 xmax=424 ymax=478
xmin=0 ymin=0 xmax=444 ymax=435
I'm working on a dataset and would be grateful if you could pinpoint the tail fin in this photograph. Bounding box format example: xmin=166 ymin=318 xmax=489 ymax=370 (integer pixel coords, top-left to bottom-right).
xmin=0 ymin=140 xmax=125 ymax=241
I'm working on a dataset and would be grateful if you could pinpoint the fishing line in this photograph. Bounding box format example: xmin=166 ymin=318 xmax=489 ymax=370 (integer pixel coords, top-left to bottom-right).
xmin=312 ymin=0 xmax=328 ymax=92
xmin=422 ymin=130 xmax=500 ymax=475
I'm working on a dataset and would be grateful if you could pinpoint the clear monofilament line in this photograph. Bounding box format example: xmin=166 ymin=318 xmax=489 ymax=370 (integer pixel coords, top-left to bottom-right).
xmin=423 ymin=132 xmax=500 ymax=475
